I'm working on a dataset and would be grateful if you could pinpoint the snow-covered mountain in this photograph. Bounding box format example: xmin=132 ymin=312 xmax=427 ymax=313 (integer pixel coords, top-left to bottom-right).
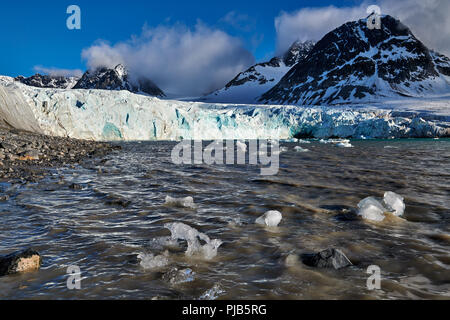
xmin=74 ymin=64 xmax=165 ymax=97
xmin=201 ymin=41 xmax=315 ymax=104
xmin=15 ymin=74 xmax=79 ymax=89
xmin=260 ymin=15 xmax=450 ymax=105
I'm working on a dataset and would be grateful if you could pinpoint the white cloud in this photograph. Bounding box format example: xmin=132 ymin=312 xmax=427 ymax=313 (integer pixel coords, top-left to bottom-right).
xmin=81 ymin=22 xmax=255 ymax=96
xmin=33 ymin=66 xmax=83 ymax=78
xmin=274 ymin=4 xmax=366 ymax=55
xmin=274 ymin=0 xmax=450 ymax=56
xmin=220 ymin=11 xmax=256 ymax=32
xmin=380 ymin=0 xmax=450 ymax=56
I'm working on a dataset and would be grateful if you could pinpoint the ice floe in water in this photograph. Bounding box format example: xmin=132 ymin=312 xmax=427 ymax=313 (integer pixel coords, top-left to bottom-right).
xmin=294 ymin=146 xmax=309 ymax=152
xmin=236 ymin=140 xmax=247 ymax=152
xmin=162 ymin=267 xmax=195 ymax=285
xmin=336 ymin=141 xmax=353 ymax=148
xmin=357 ymin=197 xmax=386 ymax=222
xmin=383 ymin=191 xmax=406 ymax=216
xmin=137 ymin=251 xmax=169 ymax=270
xmin=357 ymin=192 xmax=406 ymax=221
xmin=199 ymin=283 xmax=225 ymax=300
xmin=165 ymin=195 xmax=196 ymax=209
xmin=164 ymin=222 xmax=223 ymax=259
xmin=255 ymin=210 xmax=283 ymax=227
xmin=320 ymin=138 xmax=353 ymax=148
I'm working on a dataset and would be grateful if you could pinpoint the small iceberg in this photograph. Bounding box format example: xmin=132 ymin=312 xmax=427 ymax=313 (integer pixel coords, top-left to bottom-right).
xmin=199 ymin=283 xmax=225 ymax=300
xmin=236 ymin=140 xmax=247 ymax=152
xmin=336 ymin=141 xmax=353 ymax=148
xmin=255 ymin=210 xmax=283 ymax=227
xmin=165 ymin=195 xmax=196 ymax=209
xmin=383 ymin=191 xmax=405 ymax=216
xmin=162 ymin=267 xmax=195 ymax=285
xmin=357 ymin=197 xmax=386 ymax=222
xmin=137 ymin=251 xmax=169 ymax=270
xmin=320 ymin=139 xmax=352 ymax=147
xmin=294 ymin=146 xmax=309 ymax=153
xmin=164 ymin=222 xmax=223 ymax=260
xmin=357 ymin=191 xmax=406 ymax=221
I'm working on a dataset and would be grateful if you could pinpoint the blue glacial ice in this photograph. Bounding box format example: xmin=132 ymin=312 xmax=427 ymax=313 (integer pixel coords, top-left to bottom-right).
xmin=0 ymin=76 xmax=449 ymax=141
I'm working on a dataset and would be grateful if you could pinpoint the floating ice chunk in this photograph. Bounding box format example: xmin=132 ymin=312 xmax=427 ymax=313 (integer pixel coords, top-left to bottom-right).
xmin=201 ymin=239 xmax=224 ymax=260
xmin=297 ymin=139 xmax=311 ymax=144
xmin=383 ymin=191 xmax=405 ymax=216
xmin=271 ymin=146 xmax=288 ymax=156
xmin=236 ymin=140 xmax=247 ymax=152
xmin=137 ymin=251 xmax=169 ymax=270
xmin=255 ymin=210 xmax=283 ymax=227
xmin=357 ymin=197 xmax=386 ymax=221
xmin=357 ymin=204 xmax=385 ymax=221
xmin=199 ymin=284 xmax=225 ymax=300
xmin=358 ymin=197 xmax=386 ymax=211
xmin=320 ymin=139 xmax=351 ymax=146
xmin=164 ymin=222 xmax=223 ymax=259
xmin=162 ymin=267 xmax=195 ymax=284
xmin=336 ymin=141 xmax=353 ymax=148
xmin=294 ymin=146 xmax=309 ymax=152
xmin=165 ymin=195 xmax=195 ymax=209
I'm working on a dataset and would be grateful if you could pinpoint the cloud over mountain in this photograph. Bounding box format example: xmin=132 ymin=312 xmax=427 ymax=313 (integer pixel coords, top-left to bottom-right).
xmin=33 ymin=66 xmax=83 ymax=78
xmin=274 ymin=0 xmax=450 ymax=57
xmin=82 ymin=22 xmax=255 ymax=96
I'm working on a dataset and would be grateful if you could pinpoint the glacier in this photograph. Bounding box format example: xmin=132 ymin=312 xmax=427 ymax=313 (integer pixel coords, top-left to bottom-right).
xmin=0 ymin=76 xmax=449 ymax=141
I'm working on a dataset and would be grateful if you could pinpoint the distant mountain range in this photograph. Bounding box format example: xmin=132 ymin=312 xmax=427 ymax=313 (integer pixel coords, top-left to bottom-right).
xmin=13 ymin=15 xmax=450 ymax=106
xmin=14 ymin=74 xmax=79 ymax=90
xmin=15 ymin=64 xmax=165 ymax=98
xmin=201 ymin=41 xmax=315 ymax=104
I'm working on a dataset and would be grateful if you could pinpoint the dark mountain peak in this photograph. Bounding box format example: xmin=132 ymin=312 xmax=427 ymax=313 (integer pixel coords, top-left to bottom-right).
xmin=261 ymin=15 xmax=449 ymax=105
xmin=282 ymin=40 xmax=316 ymax=67
xmin=14 ymin=74 xmax=79 ymax=89
xmin=74 ymin=64 xmax=165 ymax=97
xmin=221 ymin=41 xmax=315 ymax=91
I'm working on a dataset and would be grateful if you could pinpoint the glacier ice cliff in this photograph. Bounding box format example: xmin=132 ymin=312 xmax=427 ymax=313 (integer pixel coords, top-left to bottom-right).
xmin=0 ymin=77 xmax=448 ymax=141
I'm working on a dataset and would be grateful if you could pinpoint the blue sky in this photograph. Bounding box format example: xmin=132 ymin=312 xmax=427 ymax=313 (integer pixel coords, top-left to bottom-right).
xmin=0 ymin=0 xmax=358 ymax=77
xmin=1 ymin=0 xmax=448 ymax=95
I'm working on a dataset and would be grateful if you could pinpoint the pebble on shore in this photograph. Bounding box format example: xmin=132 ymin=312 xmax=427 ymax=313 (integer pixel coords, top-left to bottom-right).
xmin=0 ymin=127 xmax=119 ymax=182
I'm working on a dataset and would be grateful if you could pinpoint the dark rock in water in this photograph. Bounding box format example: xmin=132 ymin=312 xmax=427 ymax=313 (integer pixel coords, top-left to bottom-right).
xmin=105 ymin=195 xmax=131 ymax=208
xmin=302 ymin=248 xmax=352 ymax=270
xmin=69 ymin=183 xmax=83 ymax=190
xmin=0 ymin=249 xmax=42 ymax=277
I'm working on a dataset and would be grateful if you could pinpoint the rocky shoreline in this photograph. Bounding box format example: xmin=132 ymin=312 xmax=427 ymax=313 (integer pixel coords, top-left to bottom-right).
xmin=0 ymin=127 xmax=119 ymax=183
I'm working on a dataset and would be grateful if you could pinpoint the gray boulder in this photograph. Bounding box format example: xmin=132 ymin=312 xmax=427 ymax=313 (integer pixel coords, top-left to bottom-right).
xmin=302 ymin=248 xmax=352 ymax=270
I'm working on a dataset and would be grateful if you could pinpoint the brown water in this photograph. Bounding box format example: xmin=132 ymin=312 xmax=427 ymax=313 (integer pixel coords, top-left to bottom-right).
xmin=0 ymin=139 xmax=449 ymax=300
